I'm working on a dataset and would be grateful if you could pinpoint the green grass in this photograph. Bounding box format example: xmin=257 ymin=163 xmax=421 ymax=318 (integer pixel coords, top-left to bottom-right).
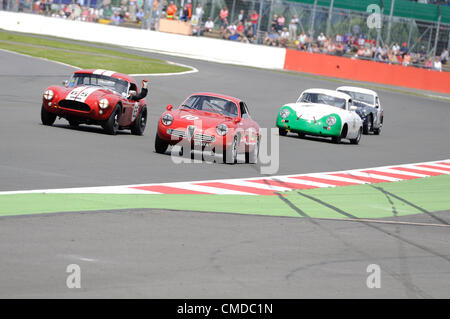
xmin=0 ymin=175 xmax=449 ymax=219
xmin=0 ymin=30 xmax=191 ymax=74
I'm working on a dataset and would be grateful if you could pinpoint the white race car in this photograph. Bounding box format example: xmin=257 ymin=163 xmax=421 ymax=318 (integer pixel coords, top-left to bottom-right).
xmin=336 ymin=86 xmax=383 ymax=135
xmin=276 ymin=88 xmax=363 ymax=144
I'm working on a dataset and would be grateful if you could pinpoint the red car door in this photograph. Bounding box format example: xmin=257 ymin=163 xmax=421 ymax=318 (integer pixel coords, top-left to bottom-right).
xmin=238 ymin=101 xmax=258 ymax=151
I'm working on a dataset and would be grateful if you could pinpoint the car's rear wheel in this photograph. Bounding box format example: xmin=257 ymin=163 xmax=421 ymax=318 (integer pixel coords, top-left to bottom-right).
xmin=41 ymin=105 xmax=56 ymax=126
xmin=223 ymin=135 xmax=238 ymax=164
xmin=279 ymin=127 xmax=287 ymax=136
xmin=154 ymin=133 xmax=169 ymax=154
xmin=374 ymin=120 xmax=382 ymax=135
xmin=350 ymin=127 xmax=362 ymax=145
xmin=130 ymin=106 xmax=147 ymax=136
xmin=102 ymin=104 xmax=121 ymax=135
xmin=297 ymin=132 xmax=305 ymax=138
xmin=245 ymin=138 xmax=259 ymax=164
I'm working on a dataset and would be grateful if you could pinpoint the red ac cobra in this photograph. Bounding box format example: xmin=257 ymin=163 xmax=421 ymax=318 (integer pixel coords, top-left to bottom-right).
xmin=41 ymin=69 xmax=148 ymax=135
xmin=155 ymin=93 xmax=261 ymax=164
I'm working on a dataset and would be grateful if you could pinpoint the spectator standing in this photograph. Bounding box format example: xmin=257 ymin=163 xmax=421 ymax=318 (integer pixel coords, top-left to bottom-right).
xmin=219 ymin=6 xmax=228 ymax=28
xmin=289 ymin=14 xmax=298 ymax=41
xmin=238 ymin=9 xmax=245 ymax=23
xmin=195 ymin=3 xmax=203 ymax=23
xmin=250 ymin=10 xmax=259 ymax=37
xmin=317 ymin=32 xmax=326 ymax=47
xmin=277 ymin=14 xmax=285 ymax=31
xmin=400 ymin=42 xmax=408 ymax=59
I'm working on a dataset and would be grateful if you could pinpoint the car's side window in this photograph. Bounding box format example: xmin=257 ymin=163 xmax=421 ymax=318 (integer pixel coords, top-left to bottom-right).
xmin=375 ymin=97 xmax=380 ymax=108
xmin=240 ymin=102 xmax=250 ymax=118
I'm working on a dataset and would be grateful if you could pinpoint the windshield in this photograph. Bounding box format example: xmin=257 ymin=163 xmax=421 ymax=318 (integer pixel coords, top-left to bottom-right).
xmin=298 ymin=93 xmax=347 ymax=109
xmin=338 ymin=90 xmax=374 ymax=106
xmin=68 ymin=73 xmax=129 ymax=96
xmin=181 ymin=95 xmax=239 ymax=117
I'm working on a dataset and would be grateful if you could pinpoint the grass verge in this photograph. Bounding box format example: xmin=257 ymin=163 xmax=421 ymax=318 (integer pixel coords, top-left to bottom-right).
xmin=0 ymin=175 xmax=449 ymax=219
xmin=0 ymin=30 xmax=191 ymax=74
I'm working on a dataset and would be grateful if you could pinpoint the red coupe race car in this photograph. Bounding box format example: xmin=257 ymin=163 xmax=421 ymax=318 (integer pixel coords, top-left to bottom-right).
xmin=41 ymin=69 xmax=148 ymax=135
xmin=155 ymin=92 xmax=261 ymax=164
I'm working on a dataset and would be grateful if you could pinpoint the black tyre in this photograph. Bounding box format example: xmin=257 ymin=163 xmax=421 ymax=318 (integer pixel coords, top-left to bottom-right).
xmin=332 ymin=135 xmax=341 ymax=144
xmin=350 ymin=127 xmax=362 ymax=145
xmin=68 ymin=118 xmax=80 ymax=128
xmin=297 ymin=132 xmax=305 ymax=138
xmin=102 ymin=105 xmax=121 ymax=135
xmin=223 ymin=135 xmax=238 ymax=164
xmin=374 ymin=122 xmax=382 ymax=135
xmin=154 ymin=133 xmax=169 ymax=154
xmin=279 ymin=127 xmax=287 ymax=136
xmin=130 ymin=106 xmax=147 ymax=136
xmin=41 ymin=105 xmax=56 ymax=126
xmin=245 ymin=138 xmax=259 ymax=164
xmin=362 ymin=115 xmax=373 ymax=135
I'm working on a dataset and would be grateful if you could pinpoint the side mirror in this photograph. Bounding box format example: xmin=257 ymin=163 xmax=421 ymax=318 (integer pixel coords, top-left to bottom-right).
xmin=166 ymin=104 xmax=173 ymax=111
xmin=62 ymin=80 xmax=68 ymax=87
xmin=349 ymin=105 xmax=357 ymax=111
xmin=234 ymin=117 xmax=242 ymax=124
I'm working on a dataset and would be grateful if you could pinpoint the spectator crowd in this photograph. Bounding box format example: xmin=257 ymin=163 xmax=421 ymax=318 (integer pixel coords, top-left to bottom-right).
xmin=2 ymin=0 xmax=448 ymax=71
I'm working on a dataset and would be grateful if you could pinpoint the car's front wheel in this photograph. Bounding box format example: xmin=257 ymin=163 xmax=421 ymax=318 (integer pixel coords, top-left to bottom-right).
xmin=131 ymin=106 xmax=147 ymax=136
xmin=223 ymin=135 xmax=238 ymax=164
xmin=102 ymin=105 xmax=121 ymax=135
xmin=245 ymin=138 xmax=259 ymax=164
xmin=154 ymin=133 xmax=169 ymax=154
xmin=41 ymin=105 xmax=57 ymax=126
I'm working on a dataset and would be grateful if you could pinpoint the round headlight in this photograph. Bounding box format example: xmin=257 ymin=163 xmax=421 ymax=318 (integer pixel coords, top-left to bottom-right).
xmin=99 ymin=98 xmax=109 ymax=109
xmin=43 ymin=90 xmax=54 ymax=101
xmin=161 ymin=113 xmax=173 ymax=126
xmin=216 ymin=123 xmax=228 ymax=136
xmin=280 ymin=109 xmax=290 ymax=119
xmin=326 ymin=116 xmax=337 ymax=126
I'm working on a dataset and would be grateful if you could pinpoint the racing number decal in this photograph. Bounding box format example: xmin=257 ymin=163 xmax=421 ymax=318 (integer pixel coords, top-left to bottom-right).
xmin=131 ymin=103 xmax=139 ymax=122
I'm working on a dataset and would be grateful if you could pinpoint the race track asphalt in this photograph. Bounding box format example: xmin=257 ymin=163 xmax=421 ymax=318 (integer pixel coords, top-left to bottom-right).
xmin=0 ymin=46 xmax=449 ymax=298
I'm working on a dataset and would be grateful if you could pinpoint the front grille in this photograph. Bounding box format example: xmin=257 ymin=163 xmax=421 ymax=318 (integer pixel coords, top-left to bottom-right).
xmin=167 ymin=129 xmax=215 ymax=142
xmin=194 ymin=133 xmax=216 ymax=142
xmin=58 ymin=100 xmax=91 ymax=112
xmin=167 ymin=129 xmax=185 ymax=138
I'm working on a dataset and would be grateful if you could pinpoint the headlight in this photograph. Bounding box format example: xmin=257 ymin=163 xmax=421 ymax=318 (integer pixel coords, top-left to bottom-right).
xmin=99 ymin=98 xmax=109 ymax=109
xmin=161 ymin=113 xmax=173 ymax=126
xmin=216 ymin=123 xmax=228 ymax=136
xmin=43 ymin=90 xmax=54 ymax=101
xmin=280 ymin=109 xmax=290 ymax=119
xmin=326 ymin=116 xmax=336 ymax=126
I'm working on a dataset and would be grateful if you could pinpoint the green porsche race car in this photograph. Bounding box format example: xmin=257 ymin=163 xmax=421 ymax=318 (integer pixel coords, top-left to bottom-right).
xmin=276 ymin=88 xmax=363 ymax=144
